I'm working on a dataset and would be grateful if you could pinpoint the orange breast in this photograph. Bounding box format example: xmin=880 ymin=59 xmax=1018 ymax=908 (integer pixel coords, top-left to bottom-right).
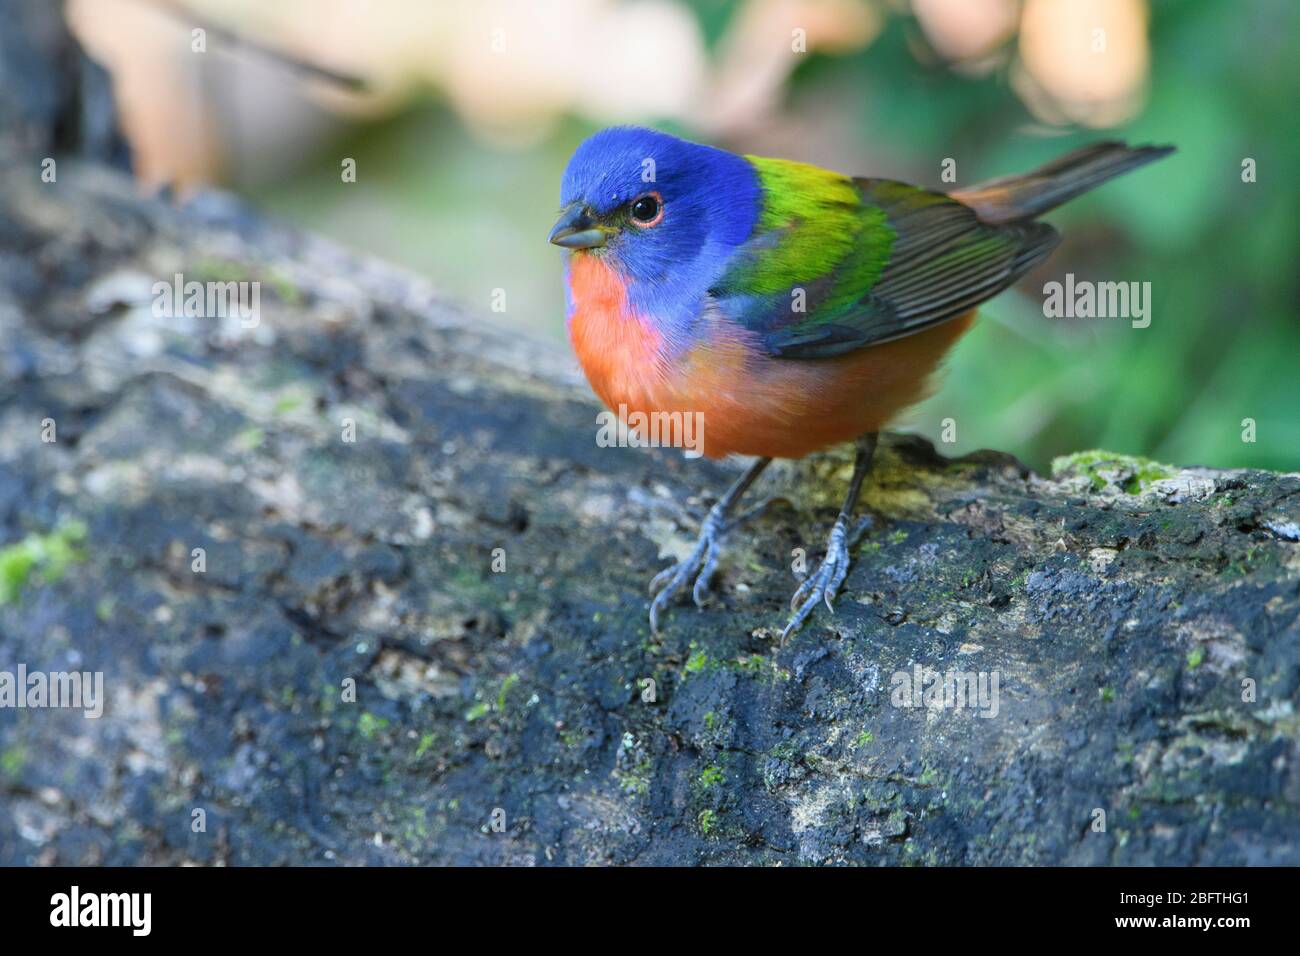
xmin=566 ymin=253 xmax=975 ymax=460
xmin=566 ymin=253 xmax=669 ymax=412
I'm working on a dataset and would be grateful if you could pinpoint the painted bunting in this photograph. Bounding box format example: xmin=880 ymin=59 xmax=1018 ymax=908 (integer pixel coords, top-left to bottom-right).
xmin=550 ymin=127 xmax=1172 ymax=637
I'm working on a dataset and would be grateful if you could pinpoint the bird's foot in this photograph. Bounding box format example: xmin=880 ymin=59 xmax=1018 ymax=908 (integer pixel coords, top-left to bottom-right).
xmin=648 ymin=496 xmax=786 ymax=633
xmin=782 ymin=514 xmax=874 ymax=642
xmin=648 ymin=503 xmax=730 ymax=634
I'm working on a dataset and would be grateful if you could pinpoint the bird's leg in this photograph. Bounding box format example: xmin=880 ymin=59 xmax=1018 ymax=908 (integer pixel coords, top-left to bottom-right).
xmin=649 ymin=456 xmax=772 ymax=633
xmin=783 ymin=433 xmax=878 ymax=641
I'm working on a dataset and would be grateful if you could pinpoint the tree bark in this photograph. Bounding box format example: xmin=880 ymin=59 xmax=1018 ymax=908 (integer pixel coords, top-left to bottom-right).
xmin=0 ymin=10 xmax=1297 ymax=865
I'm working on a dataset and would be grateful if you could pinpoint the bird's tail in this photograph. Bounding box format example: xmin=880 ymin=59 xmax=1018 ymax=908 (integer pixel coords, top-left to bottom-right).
xmin=951 ymin=141 xmax=1175 ymax=225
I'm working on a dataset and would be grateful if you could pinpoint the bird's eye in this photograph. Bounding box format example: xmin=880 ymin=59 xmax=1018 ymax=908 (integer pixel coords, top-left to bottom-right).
xmin=629 ymin=192 xmax=663 ymax=227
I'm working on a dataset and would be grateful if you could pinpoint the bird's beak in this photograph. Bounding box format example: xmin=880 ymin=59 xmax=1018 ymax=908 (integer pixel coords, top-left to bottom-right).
xmin=549 ymin=206 xmax=607 ymax=249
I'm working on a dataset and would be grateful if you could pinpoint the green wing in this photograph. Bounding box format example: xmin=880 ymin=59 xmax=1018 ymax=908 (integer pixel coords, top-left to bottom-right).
xmin=713 ymin=156 xmax=1059 ymax=359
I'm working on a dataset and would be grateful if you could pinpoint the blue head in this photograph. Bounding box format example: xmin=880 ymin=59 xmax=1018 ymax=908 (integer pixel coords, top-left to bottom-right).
xmin=551 ymin=127 xmax=761 ymax=327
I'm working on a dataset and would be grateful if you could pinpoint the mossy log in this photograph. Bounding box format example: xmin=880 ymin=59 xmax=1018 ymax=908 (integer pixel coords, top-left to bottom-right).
xmin=1 ymin=159 xmax=1298 ymax=866
xmin=2 ymin=5 xmax=1299 ymax=865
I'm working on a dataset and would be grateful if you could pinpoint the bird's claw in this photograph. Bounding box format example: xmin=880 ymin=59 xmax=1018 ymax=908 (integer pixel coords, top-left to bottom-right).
xmin=649 ymin=504 xmax=728 ymax=633
xmin=782 ymin=514 xmax=873 ymax=641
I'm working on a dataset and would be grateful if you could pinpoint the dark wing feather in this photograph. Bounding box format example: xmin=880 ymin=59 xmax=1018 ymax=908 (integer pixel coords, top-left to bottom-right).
xmin=854 ymin=178 xmax=1060 ymax=338
xmin=721 ymin=178 xmax=1058 ymax=359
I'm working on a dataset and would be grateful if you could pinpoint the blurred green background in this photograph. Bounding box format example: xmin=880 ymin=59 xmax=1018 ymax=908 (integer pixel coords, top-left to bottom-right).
xmin=75 ymin=0 xmax=1300 ymax=471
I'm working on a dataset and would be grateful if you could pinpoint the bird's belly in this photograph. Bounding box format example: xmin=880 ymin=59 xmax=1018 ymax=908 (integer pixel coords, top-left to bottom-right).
xmin=672 ymin=311 xmax=976 ymax=459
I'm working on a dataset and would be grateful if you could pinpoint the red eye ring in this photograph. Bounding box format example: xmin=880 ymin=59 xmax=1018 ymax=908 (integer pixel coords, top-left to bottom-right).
xmin=629 ymin=191 xmax=663 ymax=228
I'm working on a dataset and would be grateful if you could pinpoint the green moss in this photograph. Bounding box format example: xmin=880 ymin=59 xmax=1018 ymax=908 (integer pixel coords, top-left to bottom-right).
xmin=496 ymin=673 xmax=520 ymax=711
xmin=192 ymin=257 xmax=253 ymax=283
xmin=0 ymin=519 xmax=88 ymax=605
xmin=236 ymin=426 xmax=265 ymax=451
xmin=0 ymin=549 xmax=36 ymax=603
xmin=682 ymin=644 xmax=783 ymax=682
xmin=192 ymin=258 xmax=302 ymax=305
xmin=445 ymin=565 xmax=503 ymax=605
xmin=1051 ymin=449 xmax=1177 ymax=494
xmin=697 ymin=809 xmax=717 ymax=835
xmin=698 ymin=765 xmax=725 ymax=788
xmin=95 ymin=595 xmax=116 ymax=622
xmin=615 ymin=759 xmax=653 ymax=797
xmin=1222 ymin=544 xmax=1278 ymax=579
xmin=415 ymin=732 xmax=437 ymax=757
xmin=406 ymin=805 xmax=430 ymax=841
xmin=1 ymin=745 xmax=27 ymax=780
xmin=464 ymin=674 xmax=521 ymax=723
xmin=357 ymin=712 xmax=389 ymax=739
xmin=1186 ymin=647 xmax=1204 ymax=669
xmin=683 ymin=645 xmax=710 ymax=675
xmin=769 ymin=740 xmax=797 ymax=761
xmin=265 ymin=267 xmax=305 ymax=305
xmin=1099 ymin=686 xmax=1115 ymax=702
xmin=732 ymin=654 xmax=771 ymax=676
xmin=273 ymin=393 xmax=305 ymax=415
xmin=854 ymin=730 xmax=875 ymax=748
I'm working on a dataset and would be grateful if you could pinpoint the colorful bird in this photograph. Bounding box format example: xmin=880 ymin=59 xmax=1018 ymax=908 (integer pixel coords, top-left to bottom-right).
xmin=550 ymin=127 xmax=1172 ymax=638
